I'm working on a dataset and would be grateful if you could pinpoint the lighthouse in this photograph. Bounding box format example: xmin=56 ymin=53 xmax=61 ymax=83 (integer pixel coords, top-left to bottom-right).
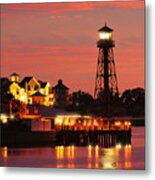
xmin=94 ymin=24 xmax=119 ymax=116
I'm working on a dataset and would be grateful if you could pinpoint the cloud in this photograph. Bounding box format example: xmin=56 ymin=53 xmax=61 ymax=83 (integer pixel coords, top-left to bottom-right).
xmin=1 ymin=1 xmax=144 ymax=17
xmin=0 ymin=1 xmax=144 ymax=94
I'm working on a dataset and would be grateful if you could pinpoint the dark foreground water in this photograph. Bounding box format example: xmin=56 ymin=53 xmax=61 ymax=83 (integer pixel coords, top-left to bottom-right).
xmin=0 ymin=127 xmax=144 ymax=169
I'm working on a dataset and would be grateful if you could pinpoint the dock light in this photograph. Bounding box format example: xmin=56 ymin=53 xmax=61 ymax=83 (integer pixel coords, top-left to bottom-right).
xmin=10 ymin=114 xmax=14 ymax=120
xmin=115 ymin=121 xmax=121 ymax=126
xmin=83 ymin=121 xmax=86 ymax=126
xmin=95 ymin=145 xmax=99 ymax=159
xmin=64 ymin=120 xmax=68 ymax=126
xmin=124 ymin=121 xmax=131 ymax=126
xmin=88 ymin=145 xmax=92 ymax=159
xmin=88 ymin=145 xmax=92 ymax=149
xmin=116 ymin=143 xmax=122 ymax=149
xmin=55 ymin=117 xmax=63 ymax=125
xmin=2 ymin=118 xmax=8 ymax=124
xmin=70 ymin=120 xmax=74 ymax=126
xmin=125 ymin=144 xmax=131 ymax=149
xmin=98 ymin=23 xmax=113 ymax=40
xmin=94 ymin=120 xmax=98 ymax=126
xmin=88 ymin=120 xmax=91 ymax=126
xmin=2 ymin=146 xmax=8 ymax=158
xmin=124 ymin=121 xmax=128 ymax=126
xmin=60 ymin=146 xmax=64 ymax=150
xmin=0 ymin=114 xmax=8 ymax=124
xmin=20 ymin=94 xmax=26 ymax=102
xmin=95 ymin=145 xmax=99 ymax=150
xmin=78 ymin=120 xmax=81 ymax=124
xmin=71 ymin=145 xmax=75 ymax=150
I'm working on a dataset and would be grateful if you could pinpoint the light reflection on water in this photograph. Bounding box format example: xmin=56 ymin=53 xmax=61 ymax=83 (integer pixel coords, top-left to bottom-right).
xmin=0 ymin=127 xmax=144 ymax=169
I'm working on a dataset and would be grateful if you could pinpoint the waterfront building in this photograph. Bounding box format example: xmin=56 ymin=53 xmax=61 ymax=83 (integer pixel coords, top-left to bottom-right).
xmin=9 ymin=72 xmax=20 ymax=83
xmin=39 ymin=81 xmax=55 ymax=106
xmin=0 ymin=76 xmax=27 ymax=103
xmin=20 ymin=76 xmax=41 ymax=104
xmin=31 ymin=92 xmax=46 ymax=105
xmin=20 ymin=77 xmax=54 ymax=106
xmin=52 ymin=79 xmax=69 ymax=108
xmin=0 ymin=74 xmax=55 ymax=107
xmin=9 ymin=81 xmax=27 ymax=103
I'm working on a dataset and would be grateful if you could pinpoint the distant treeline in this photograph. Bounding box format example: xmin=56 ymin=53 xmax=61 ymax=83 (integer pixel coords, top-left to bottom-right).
xmin=65 ymin=87 xmax=145 ymax=117
xmin=1 ymin=85 xmax=144 ymax=118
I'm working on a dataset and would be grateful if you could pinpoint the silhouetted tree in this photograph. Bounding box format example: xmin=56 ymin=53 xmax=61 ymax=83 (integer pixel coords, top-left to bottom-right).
xmin=121 ymin=87 xmax=145 ymax=116
xmin=95 ymin=90 xmax=123 ymax=116
xmin=0 ymin=87 xmax=26 ymax=119
xmin=66 ymin=90 xmax=94 ymax=115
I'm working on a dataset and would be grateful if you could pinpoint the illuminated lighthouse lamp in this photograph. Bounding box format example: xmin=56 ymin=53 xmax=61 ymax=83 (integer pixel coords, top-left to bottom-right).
xmin=98 ymin=23 xmax=113 ymax=40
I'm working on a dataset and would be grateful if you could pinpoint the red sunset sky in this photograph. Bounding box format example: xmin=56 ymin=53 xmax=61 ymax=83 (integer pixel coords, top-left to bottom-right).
xmin=0 ymin=0 xmax=144 ymax=95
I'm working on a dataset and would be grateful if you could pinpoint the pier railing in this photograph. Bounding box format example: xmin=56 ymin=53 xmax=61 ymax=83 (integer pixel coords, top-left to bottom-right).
xmin=54 ymin=115 xmax=132 ymax=132
xmin=54 ymin=116 xmax=132 ymax=146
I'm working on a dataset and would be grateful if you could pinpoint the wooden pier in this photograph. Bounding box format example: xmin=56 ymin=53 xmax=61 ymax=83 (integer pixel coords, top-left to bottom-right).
xmin=0 ymin=115 xmax=132 ymax=147
xmin=56 ymin=130 xmax=131 ymax=147
xmin=55 ymin=115 xmax=132 ymax=147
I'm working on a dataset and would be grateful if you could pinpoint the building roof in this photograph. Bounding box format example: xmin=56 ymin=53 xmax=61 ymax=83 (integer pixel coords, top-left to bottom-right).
xmin=20 ymin=77 xmax=33 ymax=87
xmin=10 ymin=72 xmax=19 ymax=76
xmin=31 ymin=92 xmax=45 ymax=97
xmin=98 ymin=24 xmax=113 ymax=32
xmin=38 ymin=80 xmax=48 ymax=88
xmin=53 ymin=79 xmax=69 ymax=90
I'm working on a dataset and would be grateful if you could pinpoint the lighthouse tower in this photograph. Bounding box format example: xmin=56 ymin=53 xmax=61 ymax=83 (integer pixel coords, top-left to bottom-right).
xmin=94 ymin=24 xmax=118 ymax=116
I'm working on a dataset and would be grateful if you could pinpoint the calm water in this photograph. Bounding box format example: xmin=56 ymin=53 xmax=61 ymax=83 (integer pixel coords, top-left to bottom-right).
xmin=0 ymin=127 xmax=144 ymax=169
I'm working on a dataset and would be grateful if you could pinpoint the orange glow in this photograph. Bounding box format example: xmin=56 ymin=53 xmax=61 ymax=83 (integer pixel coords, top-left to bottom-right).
xmin=66 ymin=145 xmax=75 ymax=159
xmin=124 ymin=121 xmax=128 ymax=126
xmin=124 ymin=121 xmax=131 ymax=126
xmin=56 ymin=146 xmax=64 ymax=159
xmin=64 ymin=119 xmax=69 ymax=126
xmin=88 ymin=162 xmax=92 ymax=169
xmin=83 ymin=120 xmax=86 ymax=126
xmin=94 ymin=120 xmax=98 ymax=126
xmin=1 ymin=146 xmax=8 ymax=158
xmin=10 ymin=114 xmax=14 ymax=120
xmin=88 ymin=145 xmax=92 ymax=159
xmin=95 ymin=145 xmax=99 ymax=159
xmin=67 ymin=146 xmax=71 ymax=158
xmin=1 ymin=117 xmax=8 ymax=124
xmin=0 ymin=114 xmax=8 ymax=124
xmin=115 ymin=121 xmax=121 ymax=126
xmin=70 ymin=120 xmax=74 ymax=126
xmin=71 ymin=145 xmax=75 ymax=159
xmin=101 ymin=149 xmax=115 ymax=169
xmin=116 ymin=143 xmax=122 ymax=149
xmin=115 ymin=147 xmax=120 ymax=158
xmin=88 ymin=121 xmax=91 ymax=126
xmin=95 ymin=162 xmax=99 ymax=168
xmin=56 ymin=163 xmax=64 ymax=168
xmin=124 ymin=161 xmax=132 ymax=169
xmin=125 ymin=144 xmax=132 ymax=159
xmin=68 ymin=163 xmax=75 ymax=168
xmin=55 ymin=118 xmax=62 ymax=124
xmin=124 ymin=144 xmax=132 ymax=168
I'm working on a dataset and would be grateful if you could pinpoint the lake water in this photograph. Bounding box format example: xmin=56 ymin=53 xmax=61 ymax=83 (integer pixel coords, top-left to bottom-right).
xmin=0 ymin=127 xmax=144 ymax=169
